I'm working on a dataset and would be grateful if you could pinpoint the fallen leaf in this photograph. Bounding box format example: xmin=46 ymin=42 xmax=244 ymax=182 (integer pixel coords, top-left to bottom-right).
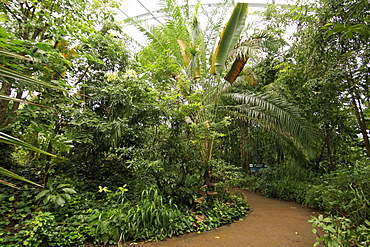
xmin=195 ymin=214 xmax=206 ymax=222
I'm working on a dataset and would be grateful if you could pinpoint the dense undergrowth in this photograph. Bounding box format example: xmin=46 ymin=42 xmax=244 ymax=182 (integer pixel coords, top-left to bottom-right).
xmin=0 ymin=177 xmax=249 ymax=246
xmin=242 ymin=161 xmax=370 ymax=246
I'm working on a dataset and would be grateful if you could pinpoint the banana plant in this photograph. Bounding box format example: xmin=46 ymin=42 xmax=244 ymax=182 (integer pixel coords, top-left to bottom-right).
xmin=210 ymin=3 xmax=248 ymax=76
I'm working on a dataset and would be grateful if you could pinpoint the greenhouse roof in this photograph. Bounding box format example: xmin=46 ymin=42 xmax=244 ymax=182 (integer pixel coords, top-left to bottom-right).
xmin=117 ymin=0 xmax=295 ymax=44
xmin=118 ymin=0 xmax=292 ymax=22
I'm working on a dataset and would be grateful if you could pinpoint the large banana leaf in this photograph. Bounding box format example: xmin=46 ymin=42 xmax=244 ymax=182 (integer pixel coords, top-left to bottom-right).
xmin=224 ymin=55 xmax=249 ymax=84
xmin=177 ymin=39 xmax=191 ymax=66
xmin=210 ymin=3 xmax=248 ymax=74
xmin=177 ymin=39 xmax=200 ymax=79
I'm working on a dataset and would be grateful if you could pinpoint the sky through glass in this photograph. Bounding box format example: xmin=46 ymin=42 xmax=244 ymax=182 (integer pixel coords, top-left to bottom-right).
xmin=117 ymin=0 xmax=296 ymax=44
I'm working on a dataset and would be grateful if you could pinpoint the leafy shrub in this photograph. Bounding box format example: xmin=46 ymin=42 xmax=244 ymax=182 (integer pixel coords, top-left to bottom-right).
xmin=194 ymin=192 xmax=249 ymax=231
xmin=36 ymin=179 xmax=77 ymax=210
xmin=17 ymin=211 xmax=86 ymax=247
xmin=88 ymin=185 xmax=249 ymax=245
xmin=236 ymin=172 xmax=261 ymax=191
xmin=305 ymin=163 xmax=370 ymax=224
xmin=309 ymin=215 xmax=370 ymax=247
xmin=89 ymin=187 xmax=192 ymax=245
xmin=0 ymin=185 xmax=41 ymax=246
xmin=254 ymin=163 xmax=315 ymax=203
xmin=211 ymin=159 xmax=245 ymax=189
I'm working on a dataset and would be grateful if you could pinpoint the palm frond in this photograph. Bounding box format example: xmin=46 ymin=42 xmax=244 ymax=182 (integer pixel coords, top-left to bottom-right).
xmin=0 ymin=66 xmax=67 ymax=91
xmin=0 ymin=132 xmax=62 ymax=158
xmin=0 ymin=167 xmax=42 ymax=188
xmin=228 ymin=37 xmax=262 ymax=62
xmin=0 ymin=51 xmax=67 ymax=189
xmin=224 ymin=92 xmax=317 ymax=157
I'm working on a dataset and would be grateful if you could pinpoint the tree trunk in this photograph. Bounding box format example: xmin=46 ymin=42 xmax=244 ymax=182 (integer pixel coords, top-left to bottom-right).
xmin=5 ymin=89 xmax=23 ymax=126
xmin=42 ymin=120 xmax=61 ymax=187
xmin=346 ymin=76 xmax=370 ymax=159
xmin=351 ymin=95 xmax=370 ymax=158
xmin=0 ymin=82 xmax=12 ymax=126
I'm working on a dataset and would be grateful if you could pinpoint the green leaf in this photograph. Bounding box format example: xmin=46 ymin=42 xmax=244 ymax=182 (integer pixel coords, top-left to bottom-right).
xmin=60 ymin=193 xmax=71 ymax=201
xmin=0 ymin=132 xmax=62 ymax=158
xmin=0 ymin=167 xmax=43 ymax=188
xmin=44 ymin=195 xmax=52 ymax=204
xmin=0 ymin=66 xmax=66 ymax=92
xmin=36 ymin=190 xmax=50 ymax=200
xmin=56 ymin=195 xmax=66 ymax=206
xmin=56 ymin=183 xmax=72 ymax=190
xmin=61 ymin=188 xmax=77 ymax=194
xmin=210 ymin=3 xmax=248 ymax=74
xmin=0 ymin=49 xmax=34 ymax=61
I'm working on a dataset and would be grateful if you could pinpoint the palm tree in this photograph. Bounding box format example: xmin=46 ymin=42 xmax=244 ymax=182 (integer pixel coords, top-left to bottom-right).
xmin=123 ymin=0 xmax=316 ymax=188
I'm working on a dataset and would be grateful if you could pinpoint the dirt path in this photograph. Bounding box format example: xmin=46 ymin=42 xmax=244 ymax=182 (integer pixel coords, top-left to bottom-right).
xmin=137 ymin=191 xmax=322 ymax=247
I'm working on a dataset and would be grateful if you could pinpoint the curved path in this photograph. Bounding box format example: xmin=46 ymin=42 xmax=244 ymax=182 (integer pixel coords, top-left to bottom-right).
xmin=138 ymin=191 xmax=323 ymax=247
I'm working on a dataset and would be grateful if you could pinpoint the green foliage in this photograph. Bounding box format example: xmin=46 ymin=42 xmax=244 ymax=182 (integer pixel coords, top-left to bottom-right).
xmin=89 ymin=187 xmax=191 ymax=245
xmin=309 ymin=215 xmax=370 ymax=247
xmin=3 ymin=0 xmax=370 ymax=245
xmin=226 ymin=92 xmax=317 ymax=158
xmin=86 ymin=186 xmax=249 ymax=245
xmin=194 ymin=192 xmax=249 ymax=232
xmin=254 ymin=162 xmax=315 ymax=203
xmin=210 ymin=3 xmax=249 ymax=74
xmin=211 ymin=159 xmax=245 ymax=189
xmin=305 ymin=162 xmax=370 ymax=224
xmin=18 ymin=211 xmax=86 ymax=247
xmin=36 ymin=179 xmax=77 ymax=210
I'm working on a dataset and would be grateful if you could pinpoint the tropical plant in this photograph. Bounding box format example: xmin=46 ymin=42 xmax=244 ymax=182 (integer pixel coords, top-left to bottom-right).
xmin=0 ymin=0 xmax=122 ymax=188
xmin=35 ymin=178 xmax=77 ymax=210
xmin=127 ymin=1 xmax=317 ymax=192
xmin=89 ymin=187 xmax=189 ymax=245
xmin=309 ymin=215 xmax=370 ymax=247
xmin=0 ymin=50 xmax=68 ymax=188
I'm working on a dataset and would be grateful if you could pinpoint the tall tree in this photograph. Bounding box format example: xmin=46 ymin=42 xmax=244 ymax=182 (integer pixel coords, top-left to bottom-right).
xmin=127 ymin=1 xmax=317 ymax=190
xmin=258 ymin=0 xmax=370 ymax=169
xmin=0 ymin=0 xmax=121 ymax=186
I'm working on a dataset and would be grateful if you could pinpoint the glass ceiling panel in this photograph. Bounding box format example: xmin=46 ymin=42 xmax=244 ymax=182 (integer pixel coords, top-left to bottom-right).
xmin=118 ymin=0 xmax=292 ymax=21
xmin=117 ymin=0 xmax=295 ymax=44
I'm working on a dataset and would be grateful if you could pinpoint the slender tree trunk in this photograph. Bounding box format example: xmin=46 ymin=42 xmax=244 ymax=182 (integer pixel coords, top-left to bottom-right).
xmin=0 ymin=82 xmax=12 ymax=126
xmin=346 ymin=76 xmax=370 ymax=158
xmin=5 ymin=89 xmax=23 ymax=126
xmin=202 ymin=135 xmax=215 ymax=191
xmin=42 ymin=120 xmax=61 ymax=187
xmin=351 ymin=95 xmax=370 ymax=158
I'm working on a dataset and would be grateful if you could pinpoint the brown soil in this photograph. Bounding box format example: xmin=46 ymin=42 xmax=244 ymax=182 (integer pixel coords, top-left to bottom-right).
xmin=134 ymin=191 xmax=323 ymax=247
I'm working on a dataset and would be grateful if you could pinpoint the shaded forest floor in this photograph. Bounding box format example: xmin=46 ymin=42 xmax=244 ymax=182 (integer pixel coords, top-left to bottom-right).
xmin=131 ymin=190 xmax=323 ymax=247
